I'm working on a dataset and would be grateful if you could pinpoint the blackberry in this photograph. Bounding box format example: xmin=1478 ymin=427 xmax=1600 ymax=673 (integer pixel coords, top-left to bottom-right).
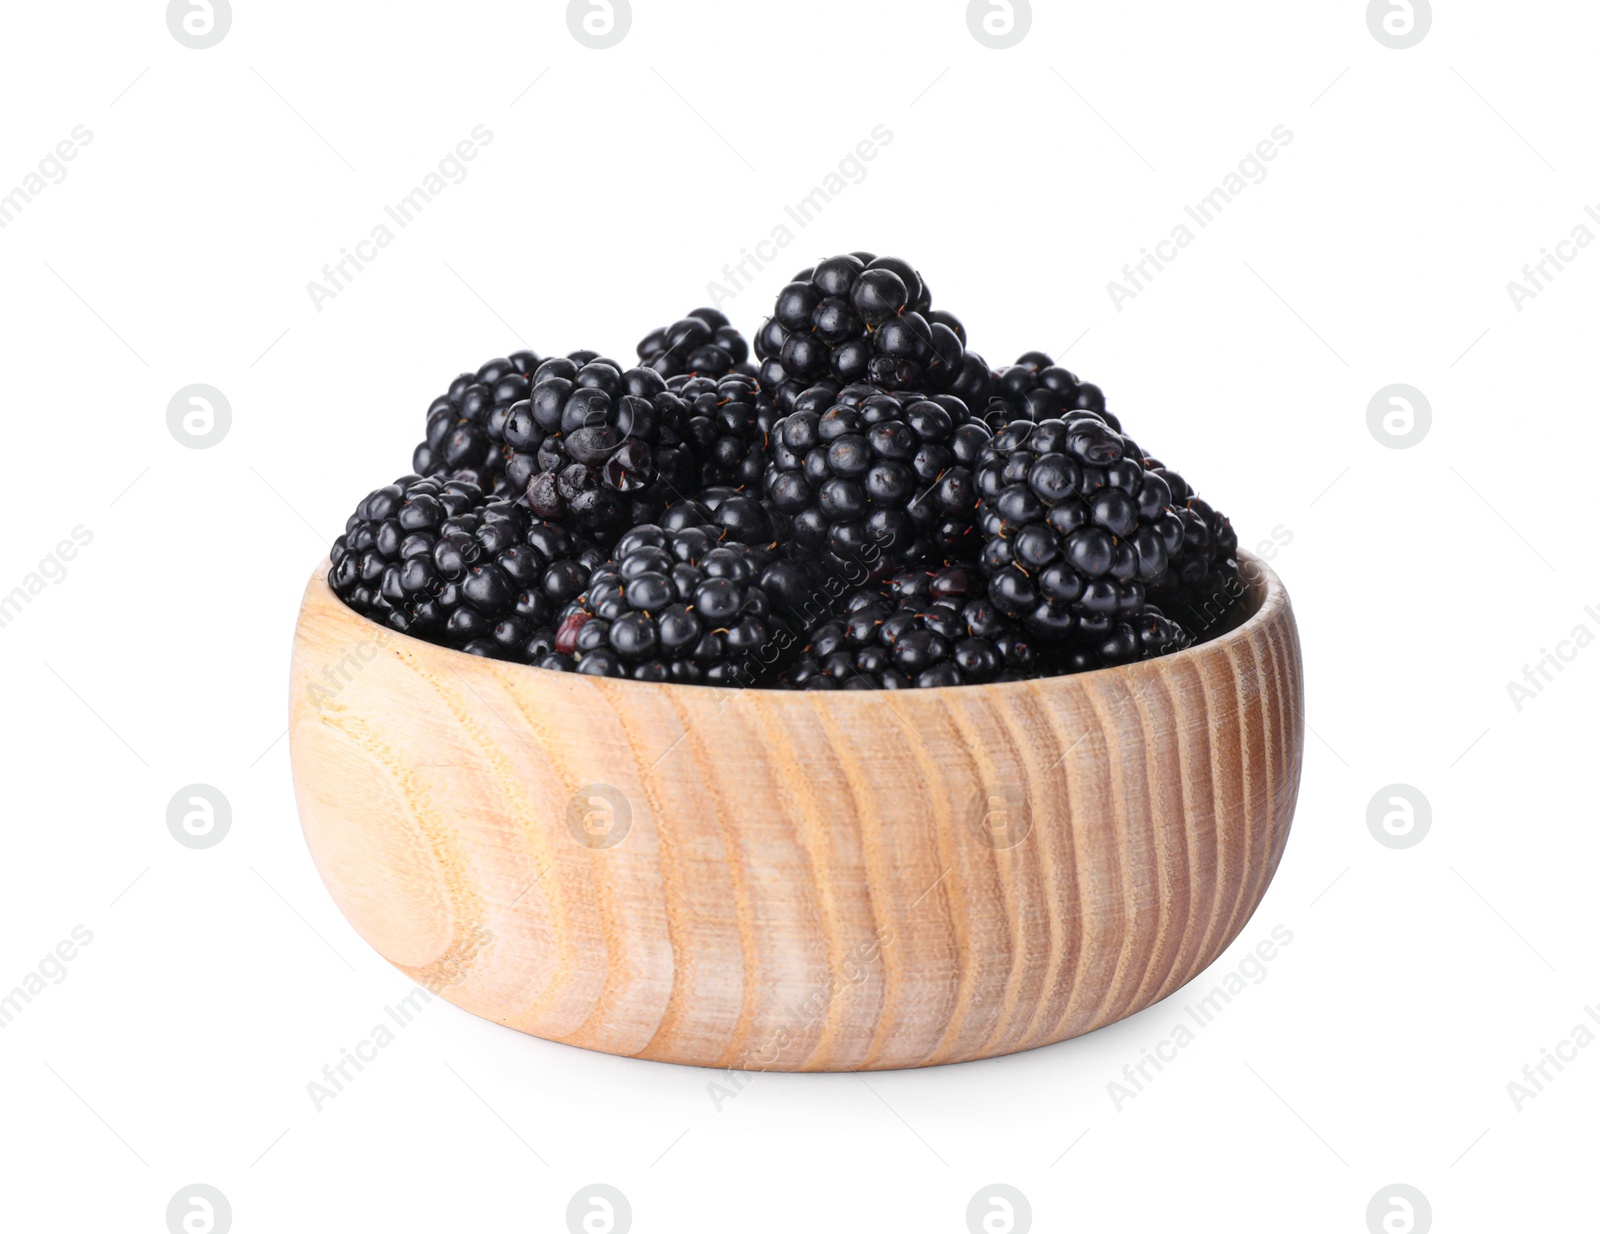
xmin=413 ymin=350 xmax=543 ymax=495
xmin=755 ymin=254 xmax=971 ymax=411
xmin=764 ymin=383 xmax=991 ymax=574
xmin=980 ymin=351 xmax=1116 ymax=431
xmin=637 ymin=307 xmax=752 ymax=379
xmin=672 ymin=371 xmax=778 ymax=489
xmin=885 ymin=565 xmax=1042 ymax=678
xmin=974 ymin=416 xmax=1184 ymax=640
xmin=553 ymin=524 xmax=799 ymax=684
xmin=1137 ymin=456 xmax=1242 ymax=630
xmin=1046 ymin=604 xmax=1191 ymax=674
xmin=784 ymin=578 xmax=1038 ymax=690
xmin=328 ymin=474 xmax=602 ymax=663
xmin=519 ymin=356 xmax=697 ymax=536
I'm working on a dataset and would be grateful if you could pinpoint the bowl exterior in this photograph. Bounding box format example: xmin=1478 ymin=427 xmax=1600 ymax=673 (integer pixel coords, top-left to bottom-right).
xmin=289 ymin=556 xmax=1302 ymax=1070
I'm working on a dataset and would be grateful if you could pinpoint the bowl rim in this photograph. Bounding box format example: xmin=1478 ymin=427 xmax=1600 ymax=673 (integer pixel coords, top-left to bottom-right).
xmin=302 ymin=550 xmax=1288 ymax=700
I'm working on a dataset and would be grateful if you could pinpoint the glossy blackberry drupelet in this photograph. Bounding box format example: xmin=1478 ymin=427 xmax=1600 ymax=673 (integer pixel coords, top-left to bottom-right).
xmin=765 ymin=383 xmax=991 ymax=574
xmin=755 ymin=254 xmax=973 ymax=413
xmin=328 ymin=474 xmax=603 ymax=664
xmin=671 ymin=371 xmax=778 ymax=489
xmin=554 ymin=524 xmax=805 ymax=684
xmin=784 ymin=573 xmax=1040 ymax=689
xmin=881 ymin=563 xmax=984 ymax=606
xmin=637 ymin=307 xmax=753 ymax=380
xmin=979 ymin=352 xmax=1118 ymax=432
xmin=413 ymin=350 xmax=543 ymax=495
xmin=975 ymin=416 xmax=1186 ymax=640
xmin=518 ymin=356 xmax=697 ymax=537
xmin=660 ymin=484 xmax=786 ymax=547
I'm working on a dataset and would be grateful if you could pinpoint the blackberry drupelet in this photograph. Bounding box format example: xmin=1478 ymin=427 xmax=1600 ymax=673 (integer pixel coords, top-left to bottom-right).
xmin=519 ymin=357 xmax=697 ymax=536
xmin=755 ymin=254 xmax=971 ymax=412
xmin=637 ymin=307 xmax=752 ymax=379
xmin=764 ymin=383 xmax=991 ymax=574
xmin=329 ymin=474 xmax=603 ymax=663
xmin=881 ymin=563 xmax=983 ymax=606
xmin=660 ymin=484 xmax=784 ymax=546
xmin=553 ymin=524 xmax=798 ymax=684
xmin=980 ymin=352 xmax=1116 ymax=431
xmin=783 ymin=576 xmax=1038 ymax=690
xmin=413 ymin=350 xmax=543 ymax=494
xmin=975 ymin=416 xmax=1184 ymax=640
xmin=672 ymin=371 xmax=778 ymax=489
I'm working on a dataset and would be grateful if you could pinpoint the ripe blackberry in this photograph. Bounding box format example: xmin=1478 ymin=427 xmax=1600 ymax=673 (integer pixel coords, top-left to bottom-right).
xmin=1137 ymin=456 xmax=1241 ymax=626
xmin=413 ymin=350 xmax=543 ymax=494
xmin=980 ymin=351 xmax=1116 ymax=431
xmin=764 ymin=383 xmax=991 ymax=573
xmin=672 ymin=371 xmax=777 ymax=489
xmin=975 ymin=416 xmax=1185 ymax=640
xmin=885 ymin=565 xmax=1042 ymax=677
xmin=554 ymin=524 xmax=798 ymax=684
xmin=1049 ymin=604 xmax=1192 ymax=673
xmin=518 ymin=357 xmax=697 ymax=535
xmin=784 ymin=578 xmax=1038 ymax=690
xmin=328 ymin=474 xmax=603 ymax=663
xmin=755 ymin=254 xmax=971 ymax=411
xmin=637 ymin=307 xmax=753 ymax=379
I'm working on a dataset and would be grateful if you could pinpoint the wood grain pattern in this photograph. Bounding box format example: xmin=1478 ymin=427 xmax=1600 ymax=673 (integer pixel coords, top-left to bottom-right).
xmin=289 ymin=553 xmax=1303 ymax=1070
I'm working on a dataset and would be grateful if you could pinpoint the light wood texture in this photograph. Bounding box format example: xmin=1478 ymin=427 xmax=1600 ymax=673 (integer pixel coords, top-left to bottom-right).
xmin=289 ymin=554 xmax=1302 ymax=1070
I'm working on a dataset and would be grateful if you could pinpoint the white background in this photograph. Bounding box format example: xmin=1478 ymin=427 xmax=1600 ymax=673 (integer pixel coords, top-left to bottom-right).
xmin=2 ymin=1 xmax=1595 ymax=1230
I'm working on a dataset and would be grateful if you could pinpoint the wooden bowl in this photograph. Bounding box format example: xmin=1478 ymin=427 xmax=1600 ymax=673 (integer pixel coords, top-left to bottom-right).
xmin=289 ymin=553 xmax=1302 ymax=1070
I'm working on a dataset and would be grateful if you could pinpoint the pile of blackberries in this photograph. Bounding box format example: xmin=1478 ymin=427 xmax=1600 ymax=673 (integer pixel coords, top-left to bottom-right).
xmin=329 ymin=254 xmax=1244 ymax=688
